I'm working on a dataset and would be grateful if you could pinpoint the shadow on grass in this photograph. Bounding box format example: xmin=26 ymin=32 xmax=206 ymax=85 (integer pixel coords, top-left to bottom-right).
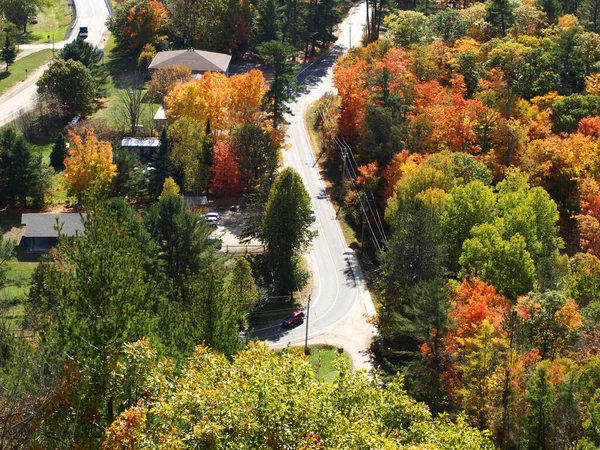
xmin=106 ymin=48 xmax=142 ymax=89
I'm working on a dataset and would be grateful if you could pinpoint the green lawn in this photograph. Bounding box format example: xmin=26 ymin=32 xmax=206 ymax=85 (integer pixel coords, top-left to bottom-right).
xmin=4 ymin=261 xmax=37 ymax=301
xmin=279 ymin=345 xmax=350 ymax=382
xmin=25 ymin=0 xmax=72 ymax=43
xmin=2 ymin=261 xmax=38 ymax=332
xmin=0 ymin=49 xmax=53 ymax=96
xmin=308 ymin=345 xmax=350 ymax=382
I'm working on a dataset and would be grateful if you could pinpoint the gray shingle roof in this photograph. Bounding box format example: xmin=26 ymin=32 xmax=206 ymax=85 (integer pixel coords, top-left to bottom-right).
xmin=121 ymin=138 xmax=161 ymax=147
xmin=22 ymin=213 xmax=87 ymax=238
xmin=148 ymin=49 xmax=231 ymax=73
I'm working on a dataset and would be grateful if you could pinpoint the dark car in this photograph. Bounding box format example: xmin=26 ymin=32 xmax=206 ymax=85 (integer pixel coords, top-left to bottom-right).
xmin=282 ymin=310 xmax=305 ymax=327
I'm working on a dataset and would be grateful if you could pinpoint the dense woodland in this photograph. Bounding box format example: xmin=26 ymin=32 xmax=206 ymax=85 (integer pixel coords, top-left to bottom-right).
xmin=308 ymin=0 xmax=600 ymax=447
xmin=2 ymin=0 xmax=600 ymax=447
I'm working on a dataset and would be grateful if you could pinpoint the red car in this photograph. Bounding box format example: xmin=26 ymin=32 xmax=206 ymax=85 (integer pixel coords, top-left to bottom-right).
xmin=282 ymin=311 xmax=305 ymax=327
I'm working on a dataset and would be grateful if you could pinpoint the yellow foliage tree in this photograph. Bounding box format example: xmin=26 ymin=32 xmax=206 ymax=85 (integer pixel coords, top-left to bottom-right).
xmin=585 ymin=73 xmax=600 ymax=97
xmin=159 ymin=177 xmax=181 ymax=199
xmin=63 ymin=127 xmax=116 ymax=200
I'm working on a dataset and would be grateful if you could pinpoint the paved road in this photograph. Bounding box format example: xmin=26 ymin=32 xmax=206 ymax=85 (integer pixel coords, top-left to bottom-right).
xmin=254 ymin=1 xmax=372 ymax=347
xmin=0 ymin=0 xmax=110 ymax=126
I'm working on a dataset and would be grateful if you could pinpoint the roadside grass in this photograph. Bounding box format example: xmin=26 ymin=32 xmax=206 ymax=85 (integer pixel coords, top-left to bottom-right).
xmin=23 ymin=0 xmax=72 ymax=43
xmin=279 ymin=345 xmax=351 ymax=382
xmin=0 ymin=49 xmax=53 ymax=97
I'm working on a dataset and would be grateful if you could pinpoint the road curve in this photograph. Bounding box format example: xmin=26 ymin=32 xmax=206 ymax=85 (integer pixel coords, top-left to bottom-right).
xmin=0 ymin=0 xmax=110 ymax=126
xmin=254 ymin=1 xmax=369 ymax=347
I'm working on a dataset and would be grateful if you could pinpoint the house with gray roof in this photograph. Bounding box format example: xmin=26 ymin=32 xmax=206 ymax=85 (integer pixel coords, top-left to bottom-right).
xmin=148 ymin=49 xmax=232 ymax=75
xmin=21 ymin=213 xmax=87 ymax=252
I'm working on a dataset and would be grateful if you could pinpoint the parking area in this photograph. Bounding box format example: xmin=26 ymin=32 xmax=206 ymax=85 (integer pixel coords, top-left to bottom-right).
xmin=203 ymin=205 xmax=263 ymax=254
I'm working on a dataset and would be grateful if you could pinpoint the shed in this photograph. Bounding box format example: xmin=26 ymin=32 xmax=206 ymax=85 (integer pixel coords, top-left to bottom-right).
xmin=154 ymin=106 xmax=167 ymax=132
xmin=121 ymin=137 xmax=161 ymax=160
xmin=21 ymin=213 xmax=87 ymax=252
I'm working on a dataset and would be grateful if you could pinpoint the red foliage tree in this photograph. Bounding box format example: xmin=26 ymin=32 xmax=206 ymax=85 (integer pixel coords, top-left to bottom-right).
xmin=211 ymin=140 xmax=242 ymax=196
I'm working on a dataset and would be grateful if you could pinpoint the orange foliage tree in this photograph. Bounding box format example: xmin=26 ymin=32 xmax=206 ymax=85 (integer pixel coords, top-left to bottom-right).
xmin=63 ymin=128 xmax=116 ymax=201
xmin=333 ymin=56 xmax=369 ymax=139
xmin=575 ymin=177 xmax=600 ymax=256
xmin=165 ymin=70 xmax=266 ymax=134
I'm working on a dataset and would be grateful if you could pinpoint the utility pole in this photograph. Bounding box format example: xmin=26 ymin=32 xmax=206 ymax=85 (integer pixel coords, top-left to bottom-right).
xmin=349 ymin=23 xmax=352 ymax=49
xmin=360 ymin=199 xmax=366 ymax=249
xmin=48 ymin=34 xmax=54 ymax=58
xmin=304 ymin=294 xmax=311 ymax=355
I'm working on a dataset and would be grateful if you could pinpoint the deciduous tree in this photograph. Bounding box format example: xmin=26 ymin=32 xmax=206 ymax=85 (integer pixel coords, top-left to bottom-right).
xmin=107 ymin=0 xmax=168 ymax=53
xmin=37 ymin=59 xmax=96 ymax=118
xmin=63 ymin=128 xmax=116 ymax=201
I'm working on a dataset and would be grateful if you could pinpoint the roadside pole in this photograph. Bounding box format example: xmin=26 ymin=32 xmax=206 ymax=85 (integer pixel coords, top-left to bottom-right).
xmin=304 ymin=294 xmax=311 ymax=355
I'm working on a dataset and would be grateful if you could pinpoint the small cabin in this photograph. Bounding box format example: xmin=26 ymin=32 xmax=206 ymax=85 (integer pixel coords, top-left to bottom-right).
xmin=121 ymin=137 xmax=161 ymax=160
xmin=21 ymin=213 xmax=86 ymax=253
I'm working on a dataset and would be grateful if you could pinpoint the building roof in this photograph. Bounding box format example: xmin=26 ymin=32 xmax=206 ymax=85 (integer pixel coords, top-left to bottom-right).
xmin=154 ymin=106 xmax=166 ymax=121
xmin=121 ymin=138 xmax=161 ymax=148
xmin=148 ymin=49 xmax=232 ymax=74
xmin=22 ymin=213 xmax=87 ymax=238
xmin=184 ymin=196 xmax=208 ymax=206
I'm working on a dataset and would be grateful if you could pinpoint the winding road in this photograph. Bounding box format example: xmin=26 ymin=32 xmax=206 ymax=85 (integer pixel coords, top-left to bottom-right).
xmin=255 ymin=1 xmax=376 ymax=348
xmin=0 ymin=0 xmax=110 ymax=126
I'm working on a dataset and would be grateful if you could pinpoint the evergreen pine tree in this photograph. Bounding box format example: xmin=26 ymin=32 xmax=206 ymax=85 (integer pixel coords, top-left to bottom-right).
xmin=50 ymin=133 xmax=67 ymax=169
xmin=151 ymin=127 xmax=172 ymax=198
xmin=7 ymin=136 xmax=39 ymax=206
xmin=485 ymin=0 xmax=516 ymax=36
xmin=1 ymin=32 xmax=16 ymax=72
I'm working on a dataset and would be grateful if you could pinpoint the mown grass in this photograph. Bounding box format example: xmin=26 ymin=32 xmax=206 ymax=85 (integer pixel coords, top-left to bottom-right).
xmin=280 ymin=345 xmax=350 ymax=382
xmin=0 ymin=49 xmax=53 ymax=96
xmin=25 ymin=0 xmax=72 ymax=43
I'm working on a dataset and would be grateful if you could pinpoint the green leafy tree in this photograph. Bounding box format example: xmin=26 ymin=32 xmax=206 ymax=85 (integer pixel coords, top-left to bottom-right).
xmin=102 ymin=341 xmax=495 ymax=449
xmin=37 ymin=59 xmax=96 ymax=118
xmin=459 ymin=223 xmax=536 ymax=299
xmin=381 ymin=166 xmax=452 ymax=297
xmin=442 ymin=180 xmax=496 ymax=274
xmin=495 ymin=169 xmax=563 ymax=263
xmin=261 ymin=168 xmax=314 ymax=294
xmin=49 ymin=133 xmax=67 ymax=170
xmin=429 ymin=9 xmax=469 ymax=42
xmin=223 ymin=257 xmax=259 ymax=317
xmin=551 ymin=94 xmax=600 ymax=133
xmin=384 ymin=10 xmax=430 ymax=47
xmin=0 ymin=0 xmax=39 ymax=33
xmin=257 ymin=40 xmax=299 ymax=127
xmin=58 ymin=39 xmax=108 ymax=97
xmin=1 ymin=32 xmax=16 ymax=72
